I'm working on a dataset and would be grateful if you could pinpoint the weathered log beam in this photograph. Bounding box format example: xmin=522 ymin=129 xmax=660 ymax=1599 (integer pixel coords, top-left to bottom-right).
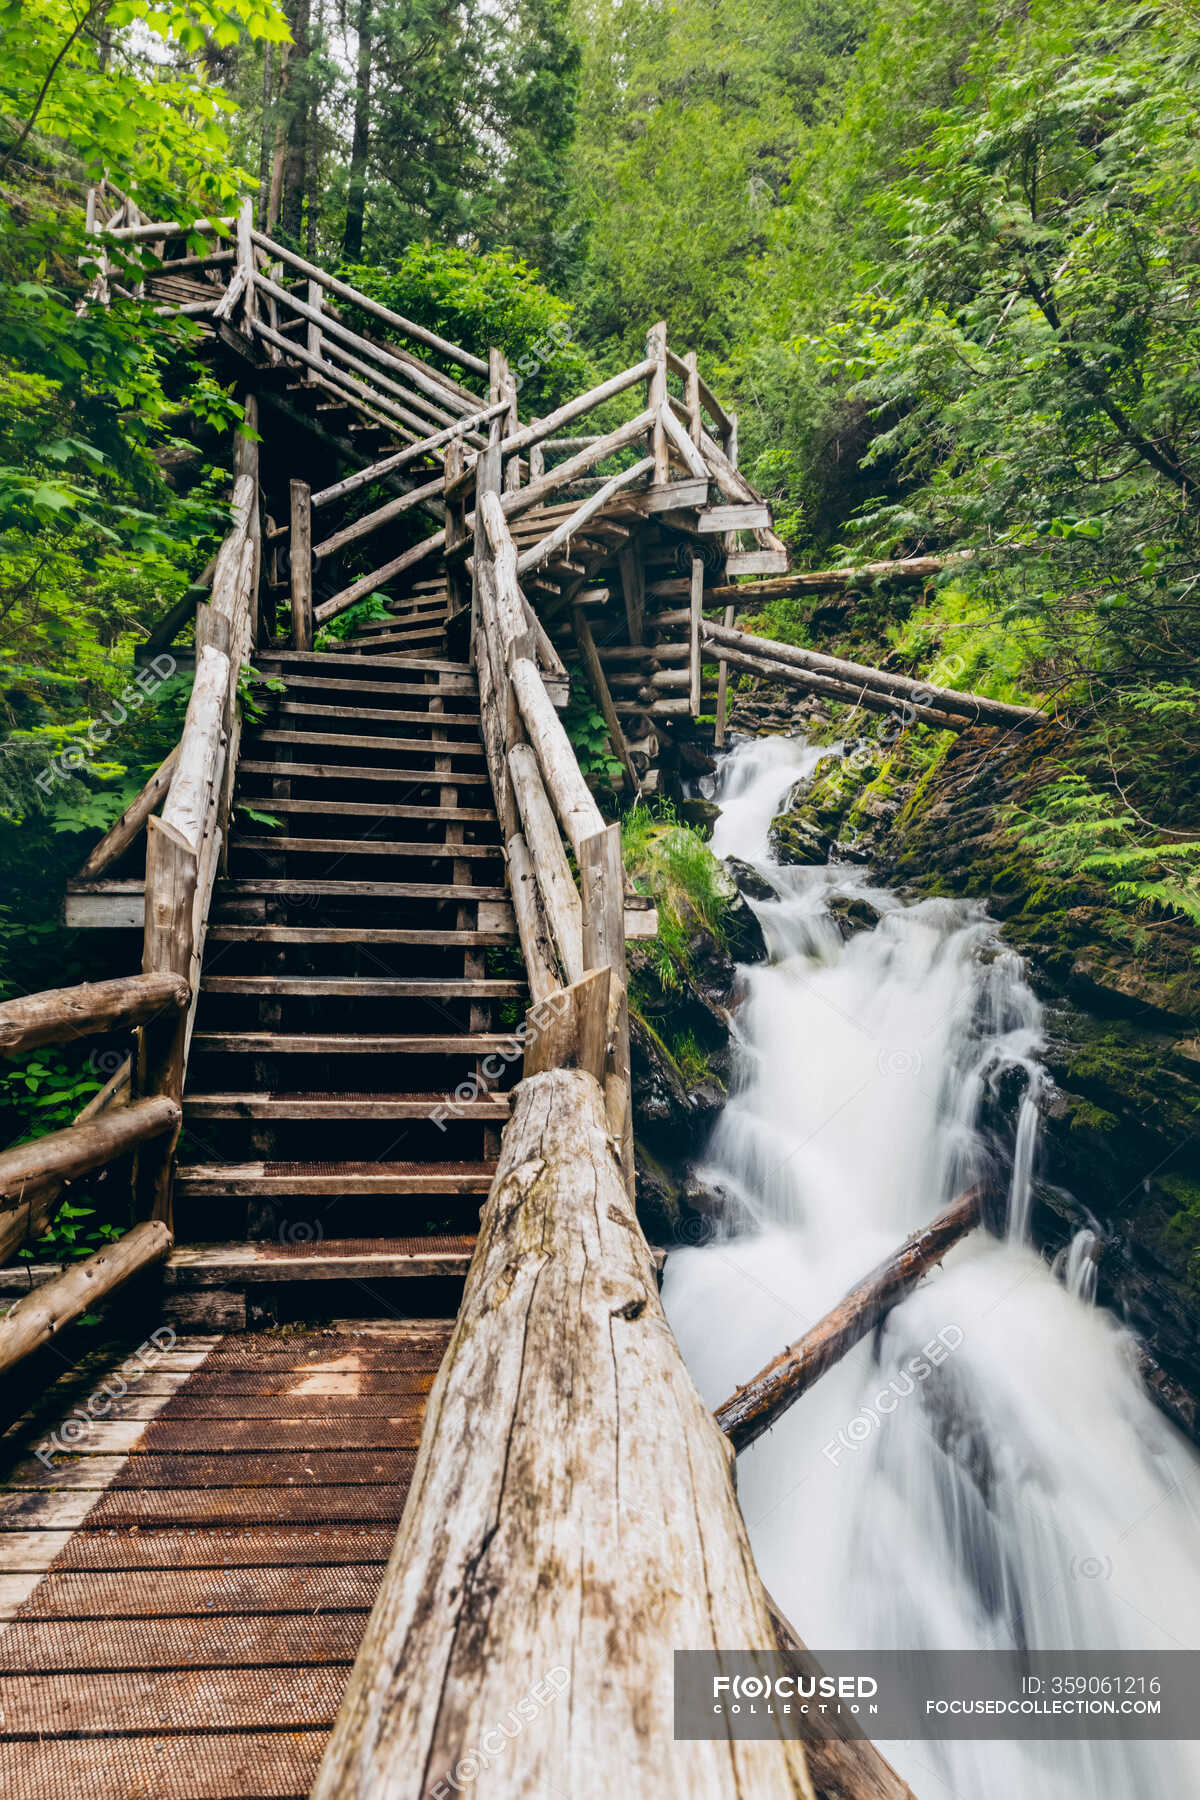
xmin=0 ymin=1094 xmax=181 ymax=1208
xmin=515 ymin=457 xmax=655 ymax=578
xmin=311 ymin=1068 xmax=815 ymax=1800
xmin=0 ymin=973 xmax=189 ymax=1058
xmin=0 ymin=1219 xmax=172 ymax=1374
xmin=74 ymin=742 xmax=182 ymax=883
xmin=250 ymin=228 xmax=488 ymax=378
xmin=716 ymin=1190 xmax=982 ymax=1455
xmin=315 ymin=528 xmax=446 ymax=625
xmin=705 ymin=619 xmax=1040 ymax=729
xmin=0 ymin=1060 xmax=132 ymax=1267
xmin=508 ymin=743 xmax=584 ymax=985
xmin=522 ymin=968 xmax=610 ymax=1084
xmin=505 ymin=833 xmax=562 ymax=1005
xmin=711 ymin=643 xmax=1003 ymax=734
xmin=498 ymin=359 xmax=656 ymax=462
xmin=510 ymin=656 xmax=606 ymax=857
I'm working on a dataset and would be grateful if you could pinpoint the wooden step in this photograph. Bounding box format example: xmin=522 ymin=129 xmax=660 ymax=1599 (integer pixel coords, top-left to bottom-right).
xmin=185 ymin=1091 xmax=513 ymax=1120
xmin=191 ymin=1031 xmax=520 ymax=1054
xmin=206 ymin=925 xmax=516 ymax=946
xmin=233 ymin=837 xmax=502 ymax=861
xmin=339 ymin=637 xmax=451 ymax=656
xmin=265 ymin=672 xmax=475 ymax=699
xmin=166 ymin=1237 xmax=479 ymax=1283
xmin=213 ymin=878 xmax=508 ymax=901
xmin=238 ymin=797 xmax=497 ymax=824
xmin=261 ymin=651 xmax=471 ymax=676
xmin=253 ymin=730 xmax=485 ymax=758
xmin=174 ymin=1164 xmax=496 ymax=1196
xmin=238 ymin=761 xmax=492 ymax=785
xmin=352 ymin=612 xmax=448 ymax=635
xmin=200 ymin=976 xmax=523 ymax=998
xmin=340 ymin=623 xmax=448 ymax=646
xmin=277 ymin=702 xmax=480 ymax=727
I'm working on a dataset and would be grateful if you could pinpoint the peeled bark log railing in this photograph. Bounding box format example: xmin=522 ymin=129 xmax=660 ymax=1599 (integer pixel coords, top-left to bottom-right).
xmin=0 ymin=968 xmax=186 ymax=1354
xmin=473 ymin=467 xmax=638 ymax=1191
xmin=312 ymin=1069 xmax=817 ymax=1800
xmin=702 ymin=618 xmax=1045 ymax=735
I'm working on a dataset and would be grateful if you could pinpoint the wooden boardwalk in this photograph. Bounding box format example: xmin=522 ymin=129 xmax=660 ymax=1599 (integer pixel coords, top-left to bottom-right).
xmin=0 ymin=1323 xmax=449 ymax=1798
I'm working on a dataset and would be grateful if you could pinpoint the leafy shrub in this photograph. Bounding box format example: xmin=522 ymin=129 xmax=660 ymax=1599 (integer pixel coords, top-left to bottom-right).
xmin=338 ymin=246 xmax=593 ymax=412
xmin=622 ymin=800 xmax=736 ymax=990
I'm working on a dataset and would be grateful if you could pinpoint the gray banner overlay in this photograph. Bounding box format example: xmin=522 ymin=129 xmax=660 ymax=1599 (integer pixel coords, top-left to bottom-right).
xmin=673 ymin=1651 xmax=1200 ymax=1740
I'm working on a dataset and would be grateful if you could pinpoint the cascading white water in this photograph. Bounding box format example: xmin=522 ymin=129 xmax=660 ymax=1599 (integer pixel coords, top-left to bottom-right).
xmin=665 ymin=736 xmax=1200 ymax=1798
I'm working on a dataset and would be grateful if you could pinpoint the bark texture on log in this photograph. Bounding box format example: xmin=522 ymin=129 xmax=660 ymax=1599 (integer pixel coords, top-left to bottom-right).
xmin=0 ymin=1220 xmax=172 ymax=1373
xmin=704 ymin=620 xmax=1041 ymax=730
xmin=0 ymin=973 xmax=188 ymax=1058
xmin=716 ymin=1190 xmax=982 ymax=1454
xmin=0 ymin=1095 xmax=181 ymax=1206
xmin=312 ymin=1069 xmax=815 ymax=1800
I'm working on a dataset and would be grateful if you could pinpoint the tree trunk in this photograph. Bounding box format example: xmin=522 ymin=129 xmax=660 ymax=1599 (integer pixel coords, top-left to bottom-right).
xmin=716 ymin=1190 xmax=982 ymax=1455
xmin=280 ymin=0 xmax=310 ymax=245
xmin=343 ymin=0 xmax=372 ymax=260
xmin=312 ymin=1069 xmax=816 ymax=1800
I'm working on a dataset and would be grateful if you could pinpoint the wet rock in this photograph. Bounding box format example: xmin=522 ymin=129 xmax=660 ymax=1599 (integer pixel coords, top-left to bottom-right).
xmin=827 ymin=893 xmax=882 ymax=938
xmin=676 ymin=740 xmax=718 ymax=778
xmin=676 ymin=796 xmax=721 ymax=835
xmin=769 ymin=811 xmax=832 ymax=866
xmin=724 ymin=892 xmax=769 ymax=966
xmin=724 ymin=856 xmax=777 ymax=903
xmin=629 ymin=1008 xmax=724 ymax=1245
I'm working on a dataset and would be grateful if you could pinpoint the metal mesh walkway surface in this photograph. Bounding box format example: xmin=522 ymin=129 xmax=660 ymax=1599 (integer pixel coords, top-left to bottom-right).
xmin=0 ymin=1323 xmax=450 ymax=1799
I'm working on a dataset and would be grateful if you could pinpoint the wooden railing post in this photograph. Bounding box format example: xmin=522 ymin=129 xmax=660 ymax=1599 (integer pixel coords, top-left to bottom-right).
xmin=444 ymin=436 xmax=469 ymax=620
xmin=136 ymin=816 xmax=198 ymax=1228
xmin=305 ymin=277 xmax=323 ymax=379
xmin=580 ymin=822 xmax=635 ymax=1196
xmin=489 ymin=348 xmax=520 ymax=494
xmin=689 ymin=554 xmax=704 ymax=716
xmin=647 ymin=320 xmax=669 ymax=484
xmin=235 ymin=195 xmax=256 ymax=336
xmin=290 ymin=478 xmax=313 ymax=650
xmin=528 ymin=419 xmax=544 ymax=481
xmin=684 ymin=348 xmax=701 ymax=447
xmin=714 ymin=600 xmax=736 ymax=747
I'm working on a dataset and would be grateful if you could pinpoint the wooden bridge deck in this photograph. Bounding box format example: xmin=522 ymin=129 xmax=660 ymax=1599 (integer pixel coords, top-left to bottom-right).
xmin=0 ymin=1322 xmax=450 ymax=1798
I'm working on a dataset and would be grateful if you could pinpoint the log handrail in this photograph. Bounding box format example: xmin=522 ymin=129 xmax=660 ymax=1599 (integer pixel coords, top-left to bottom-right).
xmin=0 ymin=1219 xmax=172 ymax=1375
xmin=0 ymin=973 xmax=188 ymax=1058
xmin=308 ymin=399 xmax=508 ymax=509
xmin=254 ymin=272 xmax=472 ymax=435
xmin=472 ymin=429 xmax=636 ymax=1196
xmin=249 ymin=227 xmax=488 ymax=378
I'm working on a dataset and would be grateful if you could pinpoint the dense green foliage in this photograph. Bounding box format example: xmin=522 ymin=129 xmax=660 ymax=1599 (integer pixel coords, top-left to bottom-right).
xmin=3 ymin=0 xmax=1199 ymax=1091
xmin=573 ymin=0 xmax=1200 ymax=931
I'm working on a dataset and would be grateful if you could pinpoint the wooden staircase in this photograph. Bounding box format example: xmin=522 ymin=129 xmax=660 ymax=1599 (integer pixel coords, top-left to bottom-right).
xmin=167 ymin=601 xmax=527 ymax=1322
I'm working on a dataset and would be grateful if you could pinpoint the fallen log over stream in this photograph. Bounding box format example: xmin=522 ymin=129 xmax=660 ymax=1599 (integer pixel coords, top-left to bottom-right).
xmin=716 ymin=1189 xmax=982 ymax=1455
xmin=312 ymin=1067 xmax=816 ymax=1800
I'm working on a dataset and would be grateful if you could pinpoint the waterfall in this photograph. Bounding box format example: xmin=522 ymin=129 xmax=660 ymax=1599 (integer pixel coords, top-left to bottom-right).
xmin=664 ymin=736 xmax=1200 ymax=1799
